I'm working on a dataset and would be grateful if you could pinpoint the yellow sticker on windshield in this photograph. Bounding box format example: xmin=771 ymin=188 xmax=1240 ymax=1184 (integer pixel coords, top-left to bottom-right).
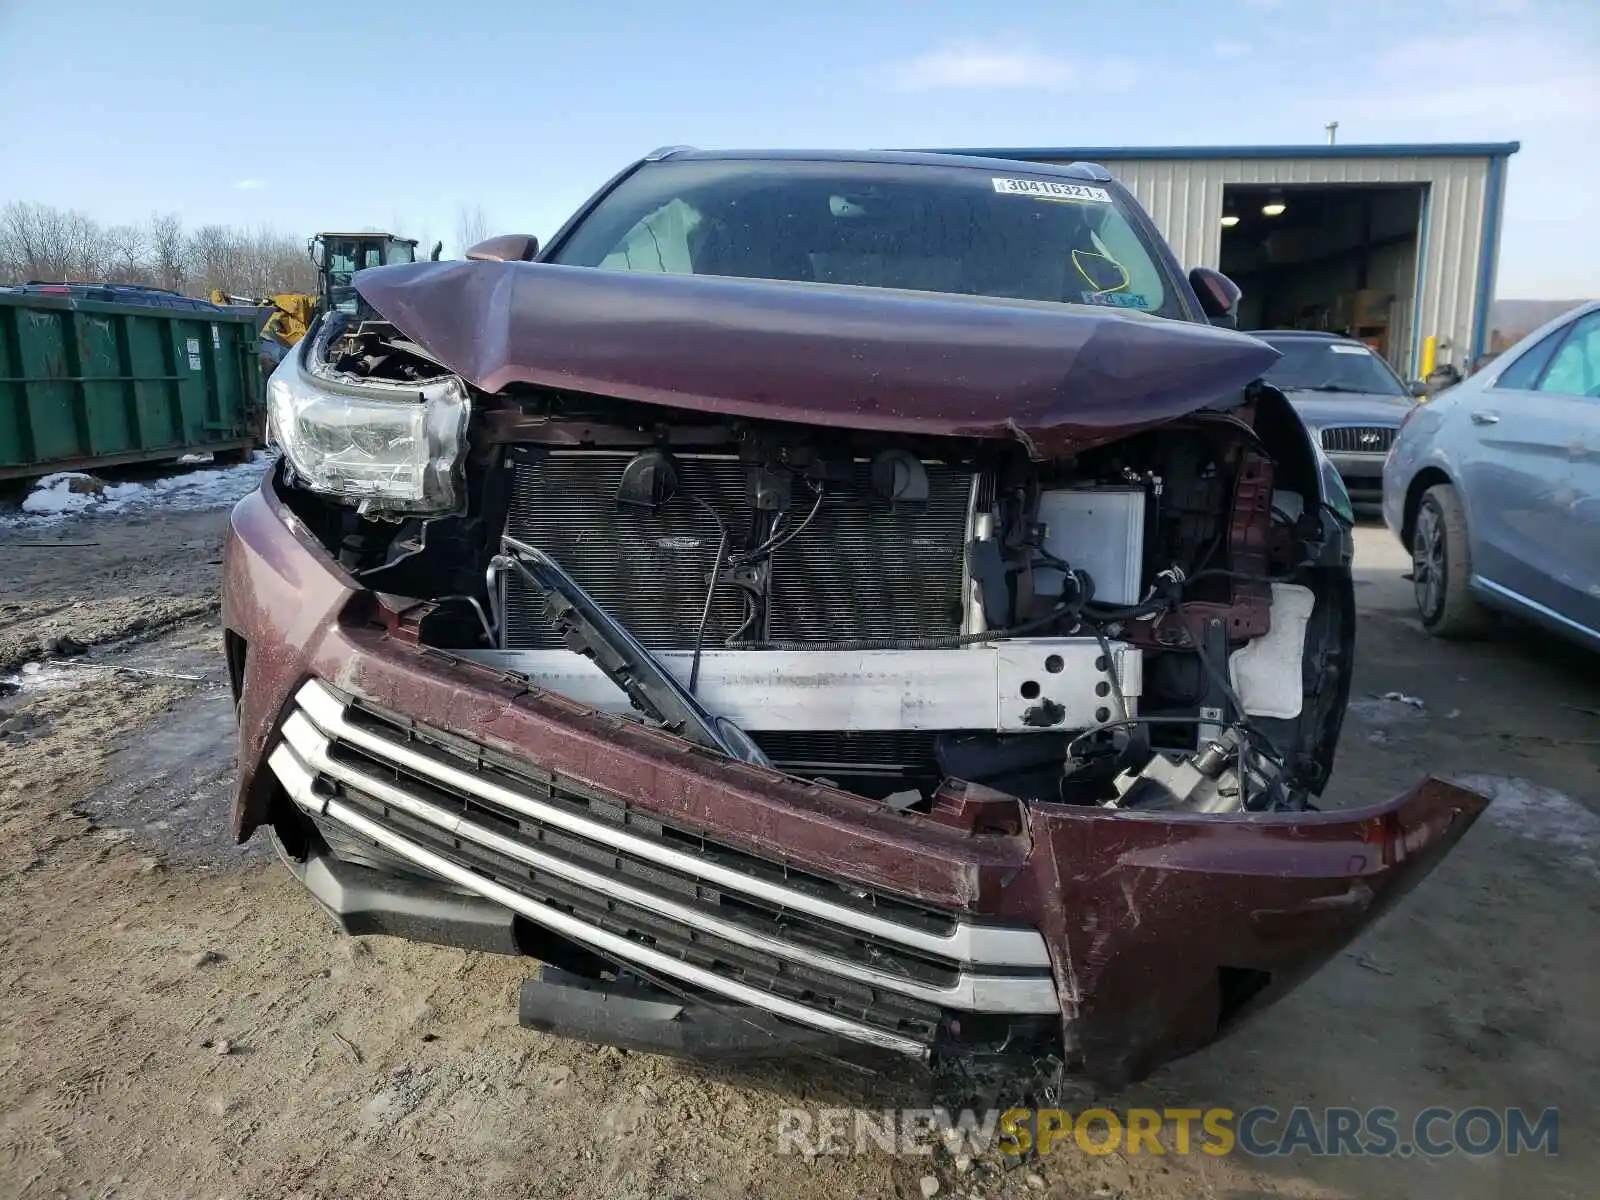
xmin=992 ymin=177 xmax=1113 ymax=203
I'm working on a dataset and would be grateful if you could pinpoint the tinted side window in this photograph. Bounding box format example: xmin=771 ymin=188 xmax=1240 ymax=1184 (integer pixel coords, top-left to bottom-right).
xmin=1536 ymin=311 xmax=1600 ymax=397
xmin=1493 ymin=326 xmax=1567 ymax=390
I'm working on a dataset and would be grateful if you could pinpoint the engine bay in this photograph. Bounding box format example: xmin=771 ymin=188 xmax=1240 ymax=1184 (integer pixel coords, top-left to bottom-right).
xmin=279 ymin=316 xmax=1354 ymax=817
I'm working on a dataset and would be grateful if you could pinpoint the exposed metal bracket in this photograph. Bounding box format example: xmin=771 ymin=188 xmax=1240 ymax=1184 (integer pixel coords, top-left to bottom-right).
xmin=493 ymin=536 xmax=768 ymax=766
xmin=455 ymin=638 xmax=1141 ymax=733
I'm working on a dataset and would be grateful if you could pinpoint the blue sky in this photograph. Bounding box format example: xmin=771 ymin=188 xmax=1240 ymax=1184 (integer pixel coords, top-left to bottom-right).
xmin=1 ymin=0 xmax=1596 ymax=296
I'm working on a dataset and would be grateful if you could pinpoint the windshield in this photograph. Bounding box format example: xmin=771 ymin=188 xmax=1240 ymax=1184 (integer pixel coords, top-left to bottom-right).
xmin=1260 ymin=337 xmax=1409 ymax=396
xmin=549 ymin=159 xmax=1184 ymax=318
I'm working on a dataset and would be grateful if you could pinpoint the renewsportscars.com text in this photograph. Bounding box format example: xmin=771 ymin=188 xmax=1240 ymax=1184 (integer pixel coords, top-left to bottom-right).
xmin=775 ymin=1105 xmax=1559 ymax=1159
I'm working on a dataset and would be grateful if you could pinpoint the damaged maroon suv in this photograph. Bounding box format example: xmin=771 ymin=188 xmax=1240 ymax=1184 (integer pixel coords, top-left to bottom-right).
xmin=224 ymin=149 xmax=1485 ymax=1089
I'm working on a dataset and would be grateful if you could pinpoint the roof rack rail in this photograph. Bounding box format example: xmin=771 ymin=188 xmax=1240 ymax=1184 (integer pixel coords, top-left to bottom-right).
xmin=1065 ymin=160 xmax=1114 ymax=182
xmin=644 ymin=145 xmax=697 ymax=162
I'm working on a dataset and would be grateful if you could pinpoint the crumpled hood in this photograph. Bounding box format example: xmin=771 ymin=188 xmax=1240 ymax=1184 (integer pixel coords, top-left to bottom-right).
xmin=356 ymin=260 xmax=1280 ymax=458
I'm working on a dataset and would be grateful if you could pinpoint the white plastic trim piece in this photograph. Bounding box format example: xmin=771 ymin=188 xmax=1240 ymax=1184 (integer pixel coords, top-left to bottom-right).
xmin=452 ymin=641 xmax=1141 ymax=733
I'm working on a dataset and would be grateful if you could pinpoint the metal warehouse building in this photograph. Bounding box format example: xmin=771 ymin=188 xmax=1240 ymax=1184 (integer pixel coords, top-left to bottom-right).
xmin=941 ymin=142 xmax=1518 ymax=378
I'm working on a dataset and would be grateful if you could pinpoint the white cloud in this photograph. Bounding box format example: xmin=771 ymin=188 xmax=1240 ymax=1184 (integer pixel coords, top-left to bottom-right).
xmin=886 ymin=42 xmax=1137 ymax=92
xmin=1245 ymin=24 xmax=1600 ymax=295
xmin=231 ymin=179 xmax=266 ymax=191
xmin=1212 ymin=39 xmax=1250 ymax=58
xmin=1333 ymin=35 xmax=1598 ymax=127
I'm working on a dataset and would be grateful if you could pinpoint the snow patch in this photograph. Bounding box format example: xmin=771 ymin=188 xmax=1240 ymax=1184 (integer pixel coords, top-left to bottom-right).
xmin=2 ymin=454 xmax=271 ymax=526
xmin=0 ymin=661 xmax=83 ymax=697
xmin=1378 ymin=691 xmax=1426 ymax=710
xmin=1453 ymin=773 xmax=1600 ymax=878
xmin=1348 ymin=695 xmax=1429 ymax=726
xmin=19 ymin=473 xmax=102 ymax=515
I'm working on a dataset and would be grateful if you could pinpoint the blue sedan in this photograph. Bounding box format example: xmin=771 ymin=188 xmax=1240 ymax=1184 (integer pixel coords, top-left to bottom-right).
xmin=1383 ymin=301 xmax=1600 ymax=648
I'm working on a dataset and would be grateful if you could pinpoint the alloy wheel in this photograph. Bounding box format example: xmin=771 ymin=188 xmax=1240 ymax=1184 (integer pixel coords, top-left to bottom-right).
xmin=1413 ymin=502 xmax=1445 ymax=619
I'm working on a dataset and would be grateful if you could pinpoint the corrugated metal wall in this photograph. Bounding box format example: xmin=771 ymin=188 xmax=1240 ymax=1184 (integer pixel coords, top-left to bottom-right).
xmin=1038 ymin=155 xmax=1493 ymax=375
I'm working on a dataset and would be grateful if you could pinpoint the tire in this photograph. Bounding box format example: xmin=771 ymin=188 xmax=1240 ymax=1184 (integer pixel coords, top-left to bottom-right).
xmin=1412 ymin=483 xmax=1491 ymax=638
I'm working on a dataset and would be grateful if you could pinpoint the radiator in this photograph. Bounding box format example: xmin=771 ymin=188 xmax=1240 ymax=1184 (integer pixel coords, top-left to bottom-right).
xmin=502 ymin=450 xmax=975 ymax=651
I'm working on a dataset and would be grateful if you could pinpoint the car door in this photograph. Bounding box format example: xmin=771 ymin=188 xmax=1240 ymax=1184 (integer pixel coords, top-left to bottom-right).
xmin=1465 ymin=308 xmax=1600 ymax=634
xmin=1527 ymin=311 xmax=1600 ymax=634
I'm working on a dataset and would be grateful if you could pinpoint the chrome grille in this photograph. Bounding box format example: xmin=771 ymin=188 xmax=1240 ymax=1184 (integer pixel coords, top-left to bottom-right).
xmin=1320 ymin=426 xmax=1395 ymax=454
xmin=502 ymin=450 xmax=973 ymax=650
xmin=268 ymin=681 xmax=1057 ymax=1056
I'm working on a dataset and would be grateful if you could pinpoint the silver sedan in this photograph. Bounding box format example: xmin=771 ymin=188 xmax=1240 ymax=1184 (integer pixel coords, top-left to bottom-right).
xmin=1383 ymin=300 xmax=1600 ymax=648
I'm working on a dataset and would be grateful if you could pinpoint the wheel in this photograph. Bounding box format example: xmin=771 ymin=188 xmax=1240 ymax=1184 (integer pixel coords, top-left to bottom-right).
xmin=1412 ymin=483 xmax=1491 ymax=638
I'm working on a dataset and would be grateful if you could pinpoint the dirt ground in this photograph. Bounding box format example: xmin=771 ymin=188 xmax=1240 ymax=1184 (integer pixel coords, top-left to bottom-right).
xmin=1 ymin=496 xmax=1596 ymax=1200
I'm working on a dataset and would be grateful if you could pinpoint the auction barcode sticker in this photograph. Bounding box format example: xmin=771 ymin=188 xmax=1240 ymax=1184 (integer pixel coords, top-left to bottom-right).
xmin=992 ymin=177 xmax=1112 ymax=203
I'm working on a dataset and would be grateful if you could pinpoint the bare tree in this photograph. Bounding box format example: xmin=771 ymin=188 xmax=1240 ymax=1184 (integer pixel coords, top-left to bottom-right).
xmin=0 ymin=200 xmax=82 ymax=281
xmin=0 ymin=200 xmax=319 ymax=297
xmin=240 ymin=227 xmax=317 ymax=295
xmin=63 ymin=209 xmax=103 ymax=280
xmin=185 ymin=224 xmax=242 ymax=297
xmin=103 ymin=224 xmax=151 ymax=284
xmin=455 ymin=204 xmax=491 ymax=255
xmin=149 ymin=212 xmax=187 ymax=291
xmin=0 ymin=201 xmax=40 ymax=279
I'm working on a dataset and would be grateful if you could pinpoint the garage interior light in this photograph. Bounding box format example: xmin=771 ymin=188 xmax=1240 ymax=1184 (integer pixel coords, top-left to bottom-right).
xmin=1262 ymin=191 xmax=1287 ymax=217
xmin=1220 ymin=200 xmax=1240 ymax=228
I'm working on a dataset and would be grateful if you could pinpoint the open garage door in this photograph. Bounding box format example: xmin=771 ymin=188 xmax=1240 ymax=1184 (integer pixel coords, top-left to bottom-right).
xmin=1220 ymin=184 xmax=1424 ymax=372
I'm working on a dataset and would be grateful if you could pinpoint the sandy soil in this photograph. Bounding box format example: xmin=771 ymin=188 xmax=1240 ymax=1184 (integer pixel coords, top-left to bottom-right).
xmin=1 ymin=506 xmax=1596 ymax=1200
xmin=0 ymin=508 xmax=230 ymax=673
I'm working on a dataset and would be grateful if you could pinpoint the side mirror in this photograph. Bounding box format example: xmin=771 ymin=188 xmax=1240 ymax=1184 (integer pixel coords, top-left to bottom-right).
xmin=1189 ymin=267 xmax=1241 ymax=329
xmin=465 ymin=233 xmax=540 ymax=263
xmin=1408 ymin=379 xmax=1429 ymax=398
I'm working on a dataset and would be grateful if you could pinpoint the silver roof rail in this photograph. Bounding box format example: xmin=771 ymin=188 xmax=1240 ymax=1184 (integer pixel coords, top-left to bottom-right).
xmin=644 ymin=145 xmax=697 ymax=161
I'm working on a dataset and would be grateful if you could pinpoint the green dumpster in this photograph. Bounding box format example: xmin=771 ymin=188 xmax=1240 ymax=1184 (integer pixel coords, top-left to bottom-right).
xmin=0 ymin=284 xmax=266 ymax=482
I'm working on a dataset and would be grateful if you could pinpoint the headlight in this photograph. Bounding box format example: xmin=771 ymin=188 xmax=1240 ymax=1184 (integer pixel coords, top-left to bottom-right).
xmin=266 ymin=331 xmax=469 ymax=514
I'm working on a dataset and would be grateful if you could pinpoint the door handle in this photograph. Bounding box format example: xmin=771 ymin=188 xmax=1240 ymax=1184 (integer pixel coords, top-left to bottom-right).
xmin=1470 ymin=410 xmax=1500 ymax=425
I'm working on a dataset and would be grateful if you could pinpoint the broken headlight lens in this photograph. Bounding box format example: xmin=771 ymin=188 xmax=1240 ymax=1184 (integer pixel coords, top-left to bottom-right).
xmin=266 ymin=339 xmax=469 ymax=514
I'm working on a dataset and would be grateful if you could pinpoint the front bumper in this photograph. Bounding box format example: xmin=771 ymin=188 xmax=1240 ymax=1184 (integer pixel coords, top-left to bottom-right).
xmin=224 ymin=475 xmax=1487 ymax=1083
xmin=269 ymin=823 xmax=520 ymax=954
xmin=1324 ymin=450 xmax=1387 ymax=502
